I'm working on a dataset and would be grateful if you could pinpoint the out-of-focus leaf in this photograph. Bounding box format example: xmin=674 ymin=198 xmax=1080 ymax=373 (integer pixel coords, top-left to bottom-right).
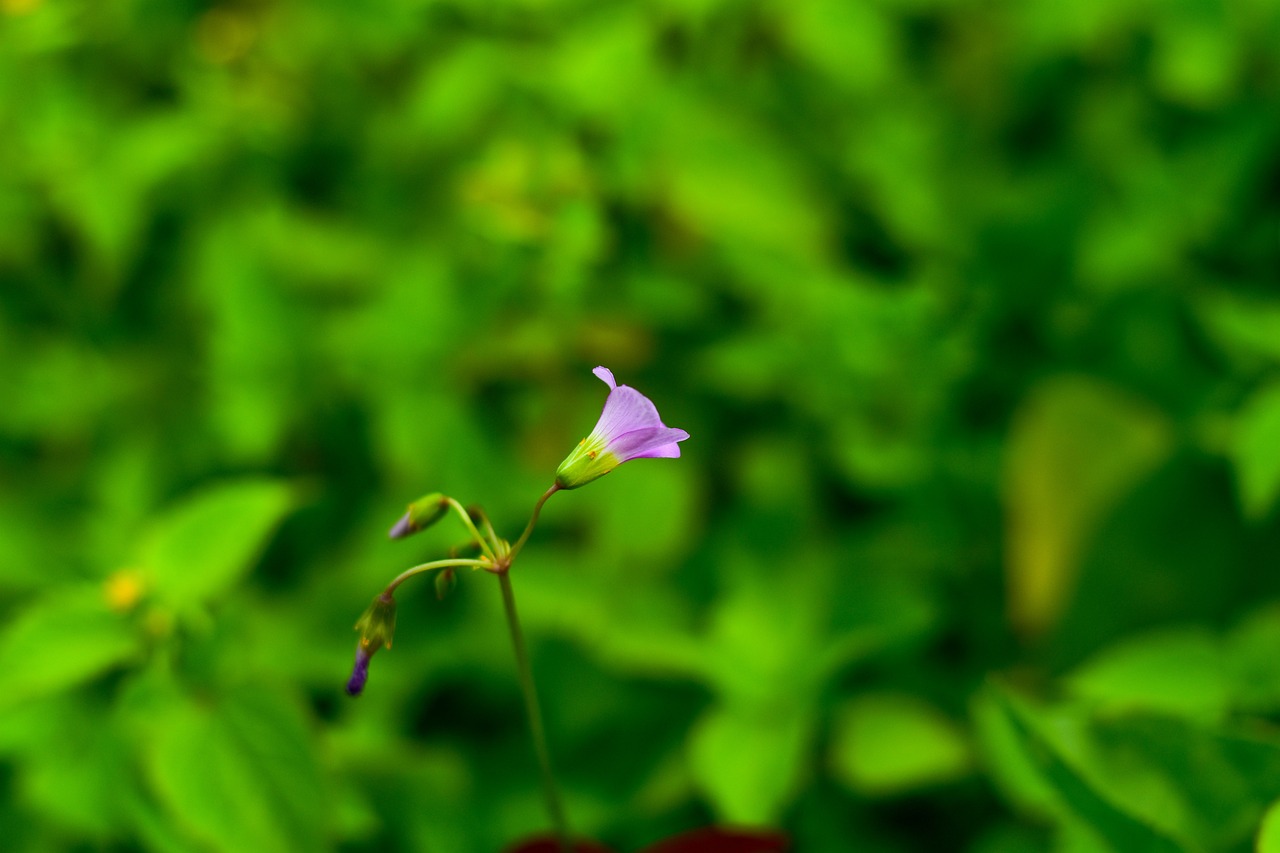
xmin=1003 ymin=377 xmax=1172 ymax=636
xmin=0 ymin=590 xmax=139 ymax=709
xmin=144 ymin=687 xmax=326 ymax=853
xmin=1231 ymin=382 xmax=1280 ymax=519
xmin=987 ymin=688 xmax=1187 ymax=853
xmin=1259 ymin=798 xmax=1280 ymax=853
xmin=1226 ymin=604 xmax=1280 ymax=712
xmin=1087 ymin=716 xmax=1280 ymax=849
xmin=688 ymin=703 xmax=814 ymax=825
xmin=830 ymin=693 xmax=972 ymax=796
xmin=21 ymin=714 xmax=132 ymax=835
xmin=1065 ymin=628 xmax=1228 ymax=722
xmin=141 ymin=479 xmax=297 ymax=608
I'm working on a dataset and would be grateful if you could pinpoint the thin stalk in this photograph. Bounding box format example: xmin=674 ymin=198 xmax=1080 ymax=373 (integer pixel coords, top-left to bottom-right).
xmin=444 ymin=498 xmax=498 ymax=561
xmin=499 ymin=571 xmax=571 ymax=852
xmin=469 ymin=505 xmax=501 ymax=553
xmin=384 ymin=558 xmax=490 ymax=595
xmin=508 ymin=485 xmax=559 ymax=561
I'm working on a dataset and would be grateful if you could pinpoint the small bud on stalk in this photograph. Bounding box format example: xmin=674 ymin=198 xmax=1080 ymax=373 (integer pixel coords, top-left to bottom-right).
xmin=388 ymin=493 xmax=450 ymax=539
xmin=434 ymin=567 xmax=457 ymax=600
xmin=346 ymin=592 xmax=397 ymax=696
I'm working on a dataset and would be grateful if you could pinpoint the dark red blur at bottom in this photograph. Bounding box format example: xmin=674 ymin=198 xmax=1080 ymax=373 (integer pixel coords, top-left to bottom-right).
xmin=507 ymin=827 xmax=788 ymax=853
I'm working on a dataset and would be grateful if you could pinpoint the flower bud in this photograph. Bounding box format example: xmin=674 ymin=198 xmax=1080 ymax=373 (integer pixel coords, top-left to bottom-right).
xmin=434 ymin=567 xmax=457 ymax=600
xmin=353 ymin=592 xmax=396 ymax=651
xmin=346 ymin=592 xmax=396 ymax=698
xmin=346 ymin=645 xmax=371 ymax=696
xmin=389 ymin=492 xmax=450 ymax=539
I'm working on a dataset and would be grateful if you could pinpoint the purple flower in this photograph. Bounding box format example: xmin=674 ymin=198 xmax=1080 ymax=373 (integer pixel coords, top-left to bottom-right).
xmin=346 ymin=645 xmax=371 ymax=696
xmin=555 ymin=367 xmax=689 ymax=489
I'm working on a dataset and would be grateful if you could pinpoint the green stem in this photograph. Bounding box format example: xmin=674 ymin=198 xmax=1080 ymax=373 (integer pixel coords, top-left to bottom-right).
xmin=469 ymin=505 xmax=502 ymax=554
xmin=508 ymin=485 xmax=559 ymax=561
xmin=384 ymin=558 xmax=490 ymax=595
xmin=444 ymin=498 xmax=498 ymax=561
xmin=499 ymin=571 xmax=571 ymax=852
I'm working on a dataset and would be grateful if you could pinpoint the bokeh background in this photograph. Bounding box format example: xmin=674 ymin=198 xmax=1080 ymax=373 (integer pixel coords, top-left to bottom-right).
xmin=3 ymin=0 xmax=1280 ymax=850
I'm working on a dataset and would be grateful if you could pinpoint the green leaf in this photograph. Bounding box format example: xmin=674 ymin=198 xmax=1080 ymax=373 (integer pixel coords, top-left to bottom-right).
xmin=144 ymin=687 xmax=327 ymax=853
xmin=989 ymin=689 xmax=1188 ymax=853
xmin=1231 ymin=382 xmax=1280 ymax=519
xmin=142 ymin=479 xmax=297 ymax=608
xmin=0 ymin=590 xmax=139 ymax=709
xmin=1226 ymin=603 xmax=1280 ymax=712
xmin=1066 ymin=628 xmax=1229 ymax=722
xmin=830 ymin=693 xmax=972 ymax=796
xmin=688 ymin=703 xmax=814 ymax=824
xmin=1003 ymin=377 xmax=1172 ymax=636
xmin=1259 ymin=798 xmax=1280 ymax=853
xmin=21 ymin=710 xmax=133 ymax=835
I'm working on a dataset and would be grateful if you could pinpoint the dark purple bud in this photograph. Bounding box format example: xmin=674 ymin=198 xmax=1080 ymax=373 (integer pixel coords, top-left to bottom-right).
xmin=346 ymin=645 xmax=371 ymax=696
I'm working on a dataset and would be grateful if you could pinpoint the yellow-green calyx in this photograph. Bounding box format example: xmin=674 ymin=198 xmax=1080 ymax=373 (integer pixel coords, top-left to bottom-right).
xmin=555 ymin=435 xmax=620 ymax=489
xmin=354 ymin=592 xmax=397 ymax=652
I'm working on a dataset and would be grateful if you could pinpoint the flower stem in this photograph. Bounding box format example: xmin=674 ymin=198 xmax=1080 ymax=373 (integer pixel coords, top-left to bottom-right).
xmin=498 ymin=570 xmax=571 ymax=852
xmin=445 ymin=497 xmax=498 ymax=561
xmin=509 ymin=484 xmax=559 ymax=561
xmin=383 ymin=558 xmax=490 ymax=595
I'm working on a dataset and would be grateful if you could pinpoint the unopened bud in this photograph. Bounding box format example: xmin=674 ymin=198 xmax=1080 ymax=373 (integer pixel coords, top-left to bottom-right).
xmin=346 ymin=645 xmax=371 ymax=696
xmin=434 ymin=568 xmax=457 ymax=600
xmin=346 ymin=592 xmax=397 ymax=698
xmin=388 ymin=492 xmax=450 ymax=539
xmin=353 ymin=591 xmax=397 ymax=651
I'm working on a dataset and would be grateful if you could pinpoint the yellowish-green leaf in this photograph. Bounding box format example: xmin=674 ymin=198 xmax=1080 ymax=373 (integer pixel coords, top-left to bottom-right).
xmin=1004 ymin=377 xmax=1172 ymax=636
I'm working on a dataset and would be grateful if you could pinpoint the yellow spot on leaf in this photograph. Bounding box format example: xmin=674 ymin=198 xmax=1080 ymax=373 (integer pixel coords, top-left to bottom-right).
xmin=104 ymin=569 xmax=145 ymax=612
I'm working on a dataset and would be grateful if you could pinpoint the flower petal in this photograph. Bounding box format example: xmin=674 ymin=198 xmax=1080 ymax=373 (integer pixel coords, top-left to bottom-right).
xmin=606 ymin=427 xmax=689 ymax=462
xmin=592 ymin=366 xmax=617 ymax=389
xmin=592 ymin=385 xmax=666 ymax=443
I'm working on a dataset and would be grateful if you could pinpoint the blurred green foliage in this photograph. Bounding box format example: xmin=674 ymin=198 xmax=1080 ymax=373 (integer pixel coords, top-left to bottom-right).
xmin=2 ymin=0 xmax=1280 ymax=850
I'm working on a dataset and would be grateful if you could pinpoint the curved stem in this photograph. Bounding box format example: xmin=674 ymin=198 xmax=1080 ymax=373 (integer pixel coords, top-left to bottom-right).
xmin=384 ymin=558 xmax=490 ymax=595
xmin=444 ymin=498 xmax=498 ymax=561
xmin=508 ymin=485 xmax=559 ymax=561
xmin=499 ymin=571 xmax=571 ymax=852
xmin=469 ymin=505 xmax=502 ymax=553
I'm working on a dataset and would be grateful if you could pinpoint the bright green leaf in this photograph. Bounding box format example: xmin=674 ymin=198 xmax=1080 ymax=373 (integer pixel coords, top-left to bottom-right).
xmin=1259 ymin=798 xmax=1280 ymax=853
xmin=830 ymin=692 xmax=972 ymax=796
xmin=142 ymin=479 xmax=297 ymax=608
xmin=1231 ymin=382 xmax=1280 ymax=519
xmin=688 ymin=703 xmax=814 ymax=824
xmin=1066 ymin=628 xmax=1228 ymax=722
xmin=144 ymin=687 xmax=327 ymax=853
xmin=0 ymin=590 xmax=139 ymax=709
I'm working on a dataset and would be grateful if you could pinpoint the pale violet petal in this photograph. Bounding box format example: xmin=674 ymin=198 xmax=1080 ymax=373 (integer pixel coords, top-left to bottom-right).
xmin=606 ymin=426 xmax=689 ymax=462
xmin=592 ymin=366 xmax=617 ymax=389
xmin=591 ymin=384 xmax=665 ymax=443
